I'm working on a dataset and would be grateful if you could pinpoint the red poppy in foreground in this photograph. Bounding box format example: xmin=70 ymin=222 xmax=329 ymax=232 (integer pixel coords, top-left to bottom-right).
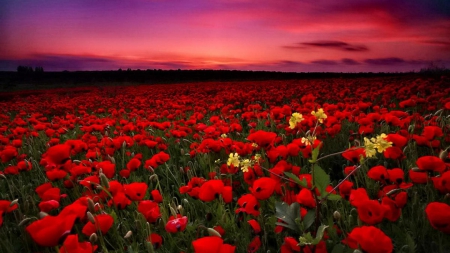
xmin=82 ymin=214 xmax=114 ymax=236
xmin=344 ymin=226 xmax=393 ymax=253
xmin=26 ymin=214 xmax=78 ymax=247
xmin=192 ymin=236 xmax=235 ymax=253
xmin=165 ymin=214 xmax=188 ymax=233
xmin=425 ymin=202 xmax=450 ymax=234
xmin=416 ymin=156 xmax=446 ymax=173
xmin=250 ymin=177 xmax=277 ymax=200
xmin=147 ymin=233 xmax=163 ymax=249
xmin=59 ymin=234 xmax=97 ymax=253
xmin=0 ymin=200 xmax=18 ymax=227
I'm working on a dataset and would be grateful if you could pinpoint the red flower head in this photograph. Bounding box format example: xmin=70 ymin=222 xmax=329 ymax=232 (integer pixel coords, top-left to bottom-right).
xmin=82 ymin=214 xmax=114 ymax=236
xmin=247 ymin=219 xmax=261 ymax=234
xmin=349 ymin=188 xmax=369 ymax=208
xmin=342 ymin=147 xmax=365 ymax=164
xmin=247 ymin=130 xmax=277 ymax=148
xmin=368 ymin=165 xmax=389 ymax=183
xmin=248 ymin=236 xmax=262 ymax=253
xmin=124 ymin=182 xmax=148 ymax=201
xmin=416 ymin=156 xmax=446 ymax=173
xmin=198 ymin=179 xmax=224 ymax=202
xmin=192 ymin=236 xmax=236 ymax=253
xmin=281 ymin=237 xmax=301 ymax=253
xmin=387 ymin=168 xmax=404 ymax=185
xmin=338 ymin=180 xmax=353 ymax=200
xmin=344 ymin=226 xmax=393 ymax=253
xmin=236 ymin=194 xmax=260 ymax=217
xmin=138 ymin=200 xmax=161 ymax=223
xmin=41 ymin=144 xmax=71 ymax=169
xmin=0 ymin=200 xmax=18 ymax=227
xmin=165 ymin=214 xmax=188 ymax=233
xmin=357 ymin=199 xmax=386 ymax=225
xmin=425 ymin=202 xmax=450 ymax=234
xmin=151 ymin=189 xmax=163 ymax=203
xmin=147 ymin=233 xmax=163 ymax=249
xmin=250 ymin=177 xmax=277 ymax=200
xmin=26 ymin=214 xmax=78 ymax=247
xmin=296 ymin=188 xmax=316 ymax=208
xmin=59 ymin=234 xmax=97 ymax=253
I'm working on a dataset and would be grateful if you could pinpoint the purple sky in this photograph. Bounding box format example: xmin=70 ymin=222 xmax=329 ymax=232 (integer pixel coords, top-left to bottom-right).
xmin=1 ymin=0 xmax=449 ymax=72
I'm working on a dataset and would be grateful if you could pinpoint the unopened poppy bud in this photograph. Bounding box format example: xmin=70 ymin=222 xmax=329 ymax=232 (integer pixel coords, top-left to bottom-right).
xmin=149 ymin=174 xmax=158 ymax=182
xmin=411 ymin=167 xmax=421 ymax=172
xmin=439 ymin=148 xmax=449 ymax=162
xmin=445 ymin=193 xmax=450 ymax=200
xmin=18 ymin=217 xmax=32 ymax=226
xmin=180 ymin=148 xmax=185 ymax=156
xmin=122 ymin=141 xmax=127 ymax=149
xmin=104 ymin=131 xmax=109 ymax=137
xmin=182 ymin=198 xmax=189 ymax=205
xmin=10 ymin=199 xmax=19 ymax=207
xmin=87 ymin=198 xmax=96 ymax=213
xmin=333 ymin=211 xmax=341 ymax=220
xmin=108 ymin=155 xmax=116 ymax=164
xmin=124 ymin=230 xmax=133 ymax=239
xmin=207 ymin=227 xmax=222 ymax=237
xmin=169 ymin=205 xmax=177 ymax=217
xmin=0 ymin=174 xmax=6 ymax=179
xmin=99 ymin=172 xmax=110 ymax=189
xmin=39 ymin=212 xmax=48 ymax=219
xmin=353 ymin=250 xmax=362 ymax=253
xmin=89 ymin=233 xmax=98 ymax=243
xmin=87 ymin=211 xmax=96 ymax=224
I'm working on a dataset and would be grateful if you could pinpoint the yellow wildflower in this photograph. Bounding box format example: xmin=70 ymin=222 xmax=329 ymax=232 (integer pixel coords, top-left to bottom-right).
xmin=227 ymin=153 xmax=240 ymax=167
xmin=289 ymin=112 xmax=304 ymax=129
xmin=364 ymin=137 xmax=376 ymax=158
xmin=373 ymin=133 xmax=392 ymax=153
xmin=311 ymin=108 xmax=327 ymax=123
xmin=241 ymin=159 xmax=251 ymax=173
xmin=253 ymin=154 xmax=262 ymax=163
xmin=221 ymin=134 xmax=228 ymax=138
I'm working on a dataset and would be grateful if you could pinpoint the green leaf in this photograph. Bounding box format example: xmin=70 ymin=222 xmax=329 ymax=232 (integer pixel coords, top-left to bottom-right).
xmin=311 ymin=146 xmax=320 ymax=163
xmin=275 ymin=201 xmax=301 ymax=233
xmin=312 ymin=225 xmax=329 ymax=245
xmin=285 ymin=172 xmax=307 ymax=188
xmin=331 ymin=244 xmax=345 ymax=253
xmin=302 ymin=209 xmax=315 ymax=231
xmin=312 ymin=165 xmax=330 ymax=196
xmin=327 ymin=194 xmax=342 ymax=201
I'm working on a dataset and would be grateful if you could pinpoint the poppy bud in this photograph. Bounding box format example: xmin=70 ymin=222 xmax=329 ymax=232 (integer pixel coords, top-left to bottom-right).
xmin=445 ymin=193 xmax=450 ymax=200
xmin=149 ymin=174 xmax=158 ymax=182
xmin=333 ymin=211 xmax=341 ymax=220
xmin=10 ymin=199 xmax=19 ymax=207
xmin=89 ymin=233 xmax=98 ymax=243
xmin=124 ymin=230 xmax=133 ymax=239
xmin=180 ymin=148 xmax=185 ymax=156
xmin=18 ymin=217 xmax=32 ymax=226
xmin=207 ymin=228 xmax=222 ymax=237
xmin=39 ymin=212 xmax=48 ymax=219
xmin=99 ymin=172 xmax=110 ymax=189
xmin=353 ymin=250 xmax=362 ymax=253
xmin=411 ymin=167 xmax=421 ymax=172
xmin=439 ymin=148 xmax=449 ymax=162
xmin=87 ymin=198 xmax=95 ymax=213
xmin=0 ymin=174 xmax=6 ymax=179
xmin=87 ymin=212 xmax=96 ymax=224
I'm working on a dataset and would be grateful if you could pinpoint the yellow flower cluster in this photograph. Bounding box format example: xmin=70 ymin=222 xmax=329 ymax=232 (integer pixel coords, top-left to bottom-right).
xmin=226 ymin=153 xmax=261 ymax=173
xmin=311 ymin=108 xmax=327 ymax=123
xmin=289 ymin=112 xmax=304 ymax=129
xmin=364 ymin=133 xmax=392 ymax=157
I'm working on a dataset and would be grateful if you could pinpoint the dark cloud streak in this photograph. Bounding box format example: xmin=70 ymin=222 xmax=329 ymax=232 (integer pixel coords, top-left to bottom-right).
xmin=284 ymin=40 xmax=369 ymax=52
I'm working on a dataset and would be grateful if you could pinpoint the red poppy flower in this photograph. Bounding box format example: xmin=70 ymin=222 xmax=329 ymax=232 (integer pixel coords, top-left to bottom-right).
xmin=422 ymin=126 xmax=443 ymax=141
xmin=409 ymin=170 xmax=429 ymax=184
xmin=198 ymin=179 xmax=224 ymax=202
xmin=296 ymin=188 xmax=316 ymax=208
xmin=26 ymin=214 xmax=78 ymax=247
xmin=250 ymin=177 xmax=277 ymax=200
xmin=387 ymin=168 xmax=404 ymax=185
xmin=342 ymin=147 xmax=365 ymax=164
xmin=425 ymin=202 xmax=450 ymax=234
xmin=192 ymin=236 xmax=236 ymax=253
xmin=126 ymin=158 xmax=141 ymax=171
xmin=247 ymin=130 xmax=277 ymax=148
xmin=368 ymin=165 xmax=389 ymax=183
xmin=38 ymin=200 xmax=60 ymax=213
xmin=222 ymin=186 xmax=233 ymax=203
xmin=357 ymin=199 xmax=386 ymax=225
xmin=147 ymin=233 xmax=163 ymax=249
xmin=381 ymin=197 xmax=401 ymax=222
xmin=247 ymin=219 xmax=261 ymax=234
xmin=108 ymin=191 xmax=131 ymax=209
xmin=95 ymin=161 xmax=116 ymax=179
xmin=338 ymin=180 xmax=353 ymax=199
xmin=416 ymin=156 xmax=446 ymax=173
xmin=165 ymin=214 xmax=188 ymax=233
xmin=236 ymin=194 xmax=260 ymax=217
xmin=124 ymin=182 xmax=148 ymax=201
xmin=151 ymin=189 xmax=163 ymax=203
xmin=344 ymin=226 xmax=393 ymax=253
xmin=41 ymin=144 xmax=71 ymax=169
xmin=138 ymin=200 xmax=161 ymax=223
xmin=59 ymin=234 xmax=97 ymax=253
xmin=281 ymin=237 xmax=301 ymax=253
xmin=82 ymin=214 xmax=114 ymax=236
xmin=0 ymin=200 xmax=18 ymax=227
xmin=349 ymin=188 xmax=369 ymax=207
xmin=247 ymin=236 xmax=261 ymax=253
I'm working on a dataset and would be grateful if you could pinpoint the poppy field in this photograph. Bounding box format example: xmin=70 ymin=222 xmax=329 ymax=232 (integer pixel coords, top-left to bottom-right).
xmin=0 ymin=76 xmax=450 ymax=253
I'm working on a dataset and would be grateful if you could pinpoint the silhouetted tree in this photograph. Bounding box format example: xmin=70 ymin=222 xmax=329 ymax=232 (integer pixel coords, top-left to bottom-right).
xmin=17 ymin=65 xmax=34 ymax=73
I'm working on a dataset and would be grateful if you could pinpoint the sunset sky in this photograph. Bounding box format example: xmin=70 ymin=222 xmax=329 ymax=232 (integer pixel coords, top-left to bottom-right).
xmin=1 ymin=0 xmax=449 ymax=72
